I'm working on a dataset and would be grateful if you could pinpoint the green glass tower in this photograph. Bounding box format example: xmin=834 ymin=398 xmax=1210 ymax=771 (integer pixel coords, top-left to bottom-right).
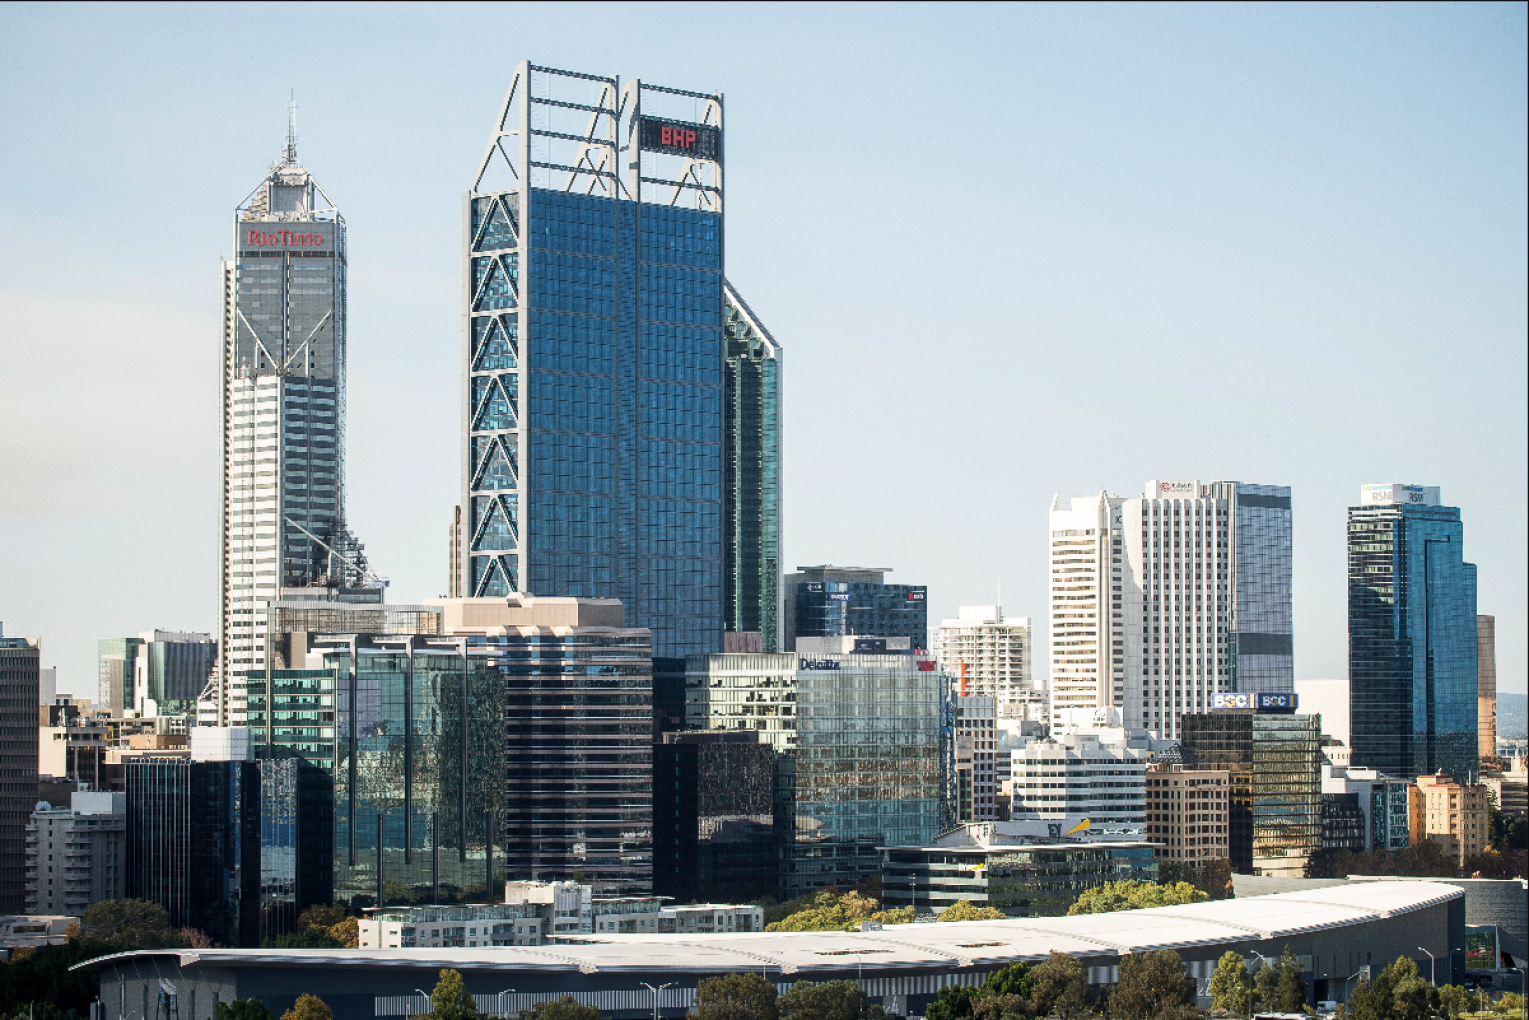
xmin=722 ymin=282 xmax=781 ymax=652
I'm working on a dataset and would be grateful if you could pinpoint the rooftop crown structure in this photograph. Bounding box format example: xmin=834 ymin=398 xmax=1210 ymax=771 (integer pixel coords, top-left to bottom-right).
xmin=214 ymin=104 xmax=379 ymax=724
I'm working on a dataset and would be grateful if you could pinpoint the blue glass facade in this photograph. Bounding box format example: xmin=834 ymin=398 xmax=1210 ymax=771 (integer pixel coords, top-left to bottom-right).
xmin=1349 ymin=501 xmax=1478 ymax=782
xmin=465 ymin=187 xmax=723 ymax=659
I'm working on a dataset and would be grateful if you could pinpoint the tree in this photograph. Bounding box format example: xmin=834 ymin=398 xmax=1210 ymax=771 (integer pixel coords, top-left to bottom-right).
xmin=1251 ymin=960 xmax=1278 ymax=1015
xmin=1208 ymin=951 xmax=1251 ymax=1015
xmin=328 ymin=918 xmax=360 ymax=948
xmin=778 ymin=980 xmax=884 ymax=1020
xmin=514 ymin=998 xmax=606 ymax=1020
xmin=983 ymin=962 xmax=1034 ymax=1002
xmin=1107 ymin=949 xmax=1197 ymax=1020
xmin=766 ymin=889 xmax=911 ymax=932
xmin=1275 ymin=945 xmax=1307 ymax=1013
xmin=1068 ymin=881 xmax=1207 ymax=916
xmin=298 ymin=905 xmax=348 ymax=930
xmin=281 ymin=995 xmax=333 ymax=1020
xmin=262 ymin=928 xmax=342 ymax=949
xmin=79 ymin=899 xmax=180 ymax=949
xmin=1435 ymin=986 xmax=1470 ymax=1020
xmin=1029 ymin=951 xmax=1090 ymax=1020
xmin=926 ymin=986 xmax=983 ymax=1020
xmin=1387 ymin=959 xmax=1435 ymax=1020
xmin=694 ymin=973 xmax=780 ymax=1020
xmin=215 ymin=1001 xmax=277 ymax=1020
xmin=180 ymin=927 xmax=214 ymax=949
xmin=938 ymin=901 xmax=1007 ymax=922
xmin=972 ymin=997 xmax=1032 ymax=1020
xmin=429 ymin=969 xmax=482 ymax=1020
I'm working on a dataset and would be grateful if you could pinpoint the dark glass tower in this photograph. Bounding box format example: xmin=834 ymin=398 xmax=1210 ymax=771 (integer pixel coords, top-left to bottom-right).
xmin=722 ymin=284 xmax=782 ymax=652
xmin=1348 ymin=485 xmax=1477 ymax=782
xmin=460 ymin=63 xmax=733 ymax=659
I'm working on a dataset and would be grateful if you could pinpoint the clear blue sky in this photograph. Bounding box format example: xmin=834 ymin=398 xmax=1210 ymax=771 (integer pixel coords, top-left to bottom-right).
xmin=1 ymin=2 xmax=1524 ymax=702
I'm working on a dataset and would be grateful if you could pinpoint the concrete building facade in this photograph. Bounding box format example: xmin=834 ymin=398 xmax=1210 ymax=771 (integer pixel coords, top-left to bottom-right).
xmin=24 ymin=792 xmax=125 ymax=915
xmin=1409 ymin=773 xmax=1490 ymax=867
xmin=1146 ymin=764 xmax=1230 ymax=866
xmin=934 ymin=607 xmax=1033 ymax=709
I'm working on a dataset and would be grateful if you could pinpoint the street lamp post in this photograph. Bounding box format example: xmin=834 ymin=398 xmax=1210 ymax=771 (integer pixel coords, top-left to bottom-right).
xmin=1248 ymin=953 xmax=1268 ymax=1020
xmin=641 ymin=981 xmax=676 ymax=1020
xmin=1419 ymin=948 xmax=1435 ymax=986
xmin=498 ymin=989 xmax=516 ymax=1016
xmin=1343 ymin=969 xmax=1366 ymax=1009
xmin=415 ymin=989 xmax=431 ymax=1019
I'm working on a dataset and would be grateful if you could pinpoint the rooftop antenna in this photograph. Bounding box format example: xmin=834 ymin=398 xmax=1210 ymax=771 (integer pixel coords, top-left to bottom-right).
xmin=285 ymin=92 xmax=298 ymax=162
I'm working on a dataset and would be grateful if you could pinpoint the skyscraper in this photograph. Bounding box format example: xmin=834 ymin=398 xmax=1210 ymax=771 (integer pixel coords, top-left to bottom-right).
xmin=458 ymin=61 xmax=735 ymax=660
xmin=0 ymin=626 xmax=40 ymax=912
xmin=1048 ymin=480 xmax=1292 ymax=738
xmin=934 ymin=606 xmax=1034 ymax=708
xmin=781 ymin=565 xmax=928 ymax=653
xmin=1348 ymin=484 xmax=1477 ymax=782
xmin=722 ymin=284 xmax=782 ymax=652
xmin=217 ymin=108 xmax=377 ymax=724
xmin=1477 ymin=615 xmax=1495 ymax=760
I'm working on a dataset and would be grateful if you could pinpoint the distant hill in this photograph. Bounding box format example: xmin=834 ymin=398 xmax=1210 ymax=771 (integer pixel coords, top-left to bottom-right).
xmin=1499 ymin=692 xmax=1527 ymax=739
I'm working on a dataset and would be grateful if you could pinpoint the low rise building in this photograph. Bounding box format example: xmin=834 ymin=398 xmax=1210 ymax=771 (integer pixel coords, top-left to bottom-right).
xmin=881 ymin=820 xmax=1157 ymax=916
xmin=1145 ymin=762 xmax=1230 ymax=866
xmin=1482 ymin=758 xmax=1527 ymax=817
xmin=1321 ymin=764 xmax=1410 ymax=850
xmin=1410 ymin=773 xmax=1490 ymax=866
xmin=0 ymin=915 xmax=75 ymax=953
xmin=357 ymin=882 xmax=762 ymax=949
xmin=25 ymin=792 xmax=125 ymax=915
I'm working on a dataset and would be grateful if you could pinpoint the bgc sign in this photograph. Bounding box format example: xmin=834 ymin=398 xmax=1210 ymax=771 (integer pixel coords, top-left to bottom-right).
xmin=1211 ymin=692 xmax=1299 ymax=713
xmin=639 ymin=117 xmax=722 ymax=162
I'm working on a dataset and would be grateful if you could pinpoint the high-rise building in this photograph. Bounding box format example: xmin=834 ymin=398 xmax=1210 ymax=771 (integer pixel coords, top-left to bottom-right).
xmin=952 ymin=694 xmax=998 ymax=822
xmin=25 ymin=792 xmax=126 ymax=915
xmin=457 ymin=61 xmax=736 ymax=662
xmin=217 ymin=108 xmax=378 ymax=725
xmin=652 ymin=730 xmax=776 ymax=904
xmin=1048 ymin=480 xmax=1292 ymax=739
xmin=0 ymin=626 xmax=40 ymax=912
xmin=686 ymin=651 xmax=942 ymax=897
xmin=1181 ymin=706 xmax=1322 ymax=877
xmin=98 ymin=632 xmax=215 ymax=721
xmin=722 ymin=284 xmax=782 ymax=653
xmin=1009 ymin=731 xmax=1148 ymax=830
xmin=1478 ymin=615 xmax=1496 ymax=761
xmin=1145 ymin=762 xmax=1231 ymax=867
xmin=782 ymin=566 xmax=928 ymax=653
xmin=1348 ymin=484 xmax=1478 ymax=782
xmin=1408 ymin=773 xmax=1490 ymax=867
xmin=256 ymin=595 xmax=654 ymax=901
xmin=97 ymin=637 xmax=143 ymax=718
xmin=935 ymin=607 xmax=1034 ymax=709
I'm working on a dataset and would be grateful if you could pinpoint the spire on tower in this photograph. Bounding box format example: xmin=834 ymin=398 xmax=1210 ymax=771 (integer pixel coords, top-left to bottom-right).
xmin=285 ymin=93 xmax=298 ymax=162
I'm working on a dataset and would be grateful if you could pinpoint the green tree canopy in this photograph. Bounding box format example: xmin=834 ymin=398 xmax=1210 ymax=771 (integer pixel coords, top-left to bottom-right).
xmin=694 ymin=972 xmax=781 ymax=1020
xmin=778 ymin=980 xmax=884 ymax=1020
xmin=515 ymin=997 xmax=604 ymax=1020
xmin=765 ymin=890 xmax=912 ymax=932
xmin=938 ymin=901 xmax=1008 ymax=923
xmin=297 ymin=905 xmax=348 ymax=930
xmin=982 ymin=962 xmax=1034 ymax=1002
xmin=1067 ymin=881 xmax=1208 ymax=916
xmin=281 ymin=994 xmax=333 ymax=1020
xmin=1030 ymin=951 xmax=1091 ymax=1020
xmin=215 ymin=1000 xmax=277 ymax=1020
xmin=1275 ymin=945 xmax=1307 ymax=1013
xmin=1107 ymin=949 xmax=1197 ymax=1020
xmin=263 ymin=927 xmax=343 ymax=950
xmin=925 ymin=985 xmax=983 ymax=1020
xmin=1252 ymin=959 xmax=1279 ymax=1014
xmin=80 ymin=899 xmax=180 ymax=949
xmin=429 ymin=969 xmax=482 ymax=1020
xmin=1208 ymin=951 xmax=1250 ymax=1014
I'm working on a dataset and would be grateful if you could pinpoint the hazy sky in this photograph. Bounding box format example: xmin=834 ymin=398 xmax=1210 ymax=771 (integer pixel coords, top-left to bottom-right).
xmin=1 ymin=3 xmax=1524 ymax=702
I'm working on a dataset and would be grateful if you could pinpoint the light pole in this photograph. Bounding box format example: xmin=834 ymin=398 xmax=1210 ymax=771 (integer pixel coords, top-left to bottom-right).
xmin=1248 ymin=952 xmax=1268 ymax=1020
xmin=415 ymin=989 xmax=431 ymax=1019
xmin=498 ymin=989 xmax=516 ymax=1017
xmin=641 ymin=981 xmax=676 ymax=1020
xmin=1343 ymin=969 xmax=1366 ymax=1009
xmin=1419 ymin=947 xmax=1435 ymax=986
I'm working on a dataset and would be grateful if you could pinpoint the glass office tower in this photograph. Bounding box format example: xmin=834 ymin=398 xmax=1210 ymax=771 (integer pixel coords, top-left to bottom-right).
xmin=460 ymin=62 xmax=730 ymax=659
xmin=219 ymin=109 xmax=376 ymax=724
xmin=722 ymin=284 xmax=782 ymax=652
xmin=782 ymin=566 xmax=929 ymax=652
xmin=1348 ymin=484 xmax=1477 ymax=782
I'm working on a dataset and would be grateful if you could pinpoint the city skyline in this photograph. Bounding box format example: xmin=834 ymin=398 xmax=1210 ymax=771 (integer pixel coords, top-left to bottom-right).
xmin=1 ymin=5 xmax=1524 ymax=702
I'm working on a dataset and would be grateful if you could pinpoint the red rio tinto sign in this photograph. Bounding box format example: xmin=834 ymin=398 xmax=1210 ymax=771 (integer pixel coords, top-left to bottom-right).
xmin=245 ymin=229 xmax=327 ymax=248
